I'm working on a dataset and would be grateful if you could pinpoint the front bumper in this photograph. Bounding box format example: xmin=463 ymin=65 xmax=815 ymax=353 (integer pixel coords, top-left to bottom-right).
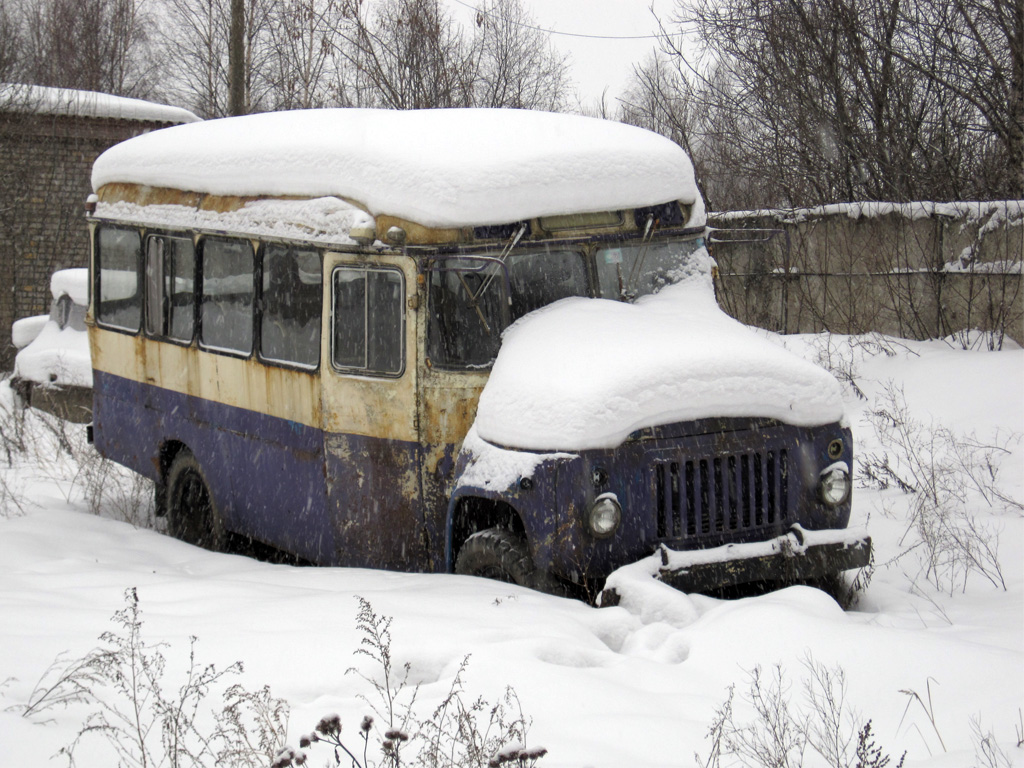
xmin=10 ymin=377 xmax=93 ymax=424
xmin=599 ymin=525 xmax=871 ymax=604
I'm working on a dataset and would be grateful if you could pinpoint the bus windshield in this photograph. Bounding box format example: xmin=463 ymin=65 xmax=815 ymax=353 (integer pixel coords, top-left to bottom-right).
xmin=427 ymin=236 xmax=707 ymax=368
xmin=595 ymin=238 xmax=706 ymax=301
xmin=428 ymin=248 xmax=588 ymax=368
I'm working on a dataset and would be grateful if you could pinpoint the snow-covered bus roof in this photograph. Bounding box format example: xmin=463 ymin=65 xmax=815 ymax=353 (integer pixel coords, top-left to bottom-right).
xmin=1 ymin=84 xmax=199 ymax=125
xmin=91 ymin=108 xmax=703 ymax=229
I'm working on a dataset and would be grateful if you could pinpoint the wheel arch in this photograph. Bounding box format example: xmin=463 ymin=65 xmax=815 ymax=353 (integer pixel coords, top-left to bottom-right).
xmin=446 ymin=492 xmax=527 ymax=572
xmin=164 ymin=446 xmax=226 ymax=550
xmin=155 ymin=439 xmax=190 ymax=516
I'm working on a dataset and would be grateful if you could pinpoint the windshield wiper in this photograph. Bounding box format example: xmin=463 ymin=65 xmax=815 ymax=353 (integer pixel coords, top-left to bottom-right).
xmin=472 ymin=223 xmax=527 ymax=306
xmin=623 ymin=213 xmax=656 ymax=301
xmin=450 ymin=224 xmax=526 ymax=336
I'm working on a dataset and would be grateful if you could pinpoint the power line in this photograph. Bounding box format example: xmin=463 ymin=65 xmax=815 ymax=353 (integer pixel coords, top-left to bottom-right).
xmin=450 ymin=0 xmax=666 ymax=40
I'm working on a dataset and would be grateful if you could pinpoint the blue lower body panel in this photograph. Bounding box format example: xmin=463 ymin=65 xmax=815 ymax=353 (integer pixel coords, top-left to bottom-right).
xmin=93 ymin=371 xmax=339 ymax=565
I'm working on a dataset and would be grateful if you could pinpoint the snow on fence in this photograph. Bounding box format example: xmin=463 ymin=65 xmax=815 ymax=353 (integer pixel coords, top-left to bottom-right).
xmin=708 ymin=201 xmax=1024 ymax=346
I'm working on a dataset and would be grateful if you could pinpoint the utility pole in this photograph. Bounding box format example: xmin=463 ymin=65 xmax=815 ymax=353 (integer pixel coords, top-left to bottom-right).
xmin=228 ymin=0 xmax=245 ymax=116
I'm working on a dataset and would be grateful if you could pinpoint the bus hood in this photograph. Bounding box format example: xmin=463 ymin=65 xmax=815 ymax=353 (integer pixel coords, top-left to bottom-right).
xmin=474 ymin=270 xmax=845 ymax=452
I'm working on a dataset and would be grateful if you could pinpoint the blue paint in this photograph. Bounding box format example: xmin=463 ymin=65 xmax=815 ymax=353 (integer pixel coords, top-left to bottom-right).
xmin=448 ymin=418 xmax=854 ymax=584
xmin=95 ymin=370 xmax=853 ymax=588
xmin=95 ymin=370 xmax=332 ymax=563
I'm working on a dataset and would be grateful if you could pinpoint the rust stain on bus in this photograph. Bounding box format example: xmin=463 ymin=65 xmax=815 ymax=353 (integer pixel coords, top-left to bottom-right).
xmin=375 ymin=214 xmax=467 ymax=246
xmin=97 ymin=183 xmax=202 ymax=208
xmin=325 ymin=429 xmax=427 ymax=569
xmin=417 ymin=372 xmax=487 ymax=525
xmin=91 ymin=329 xmax=321 ymax=431
xmin=420 ymin=378 xmax=483 ymax=449
xmin=96 ymin=183 xmax=375 ymax=223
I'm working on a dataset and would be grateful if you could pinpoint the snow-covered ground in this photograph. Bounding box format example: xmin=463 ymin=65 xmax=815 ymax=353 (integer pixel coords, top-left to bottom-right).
xmin=0 ymin=333 xmax=1021 ymax=768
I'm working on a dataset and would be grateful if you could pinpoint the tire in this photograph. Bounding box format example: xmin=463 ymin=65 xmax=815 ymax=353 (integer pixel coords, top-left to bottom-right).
xmin=165 ymin=451 xmax=225 ymax=551
xmin=808 ymin=571 xmax=855 ymax=610
xmin=455 ymin=527 xmax=558 ymax=593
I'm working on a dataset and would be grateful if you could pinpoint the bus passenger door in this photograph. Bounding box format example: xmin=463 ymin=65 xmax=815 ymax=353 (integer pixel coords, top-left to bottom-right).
xmin=320 ymin=252 xmax=425 ymax=571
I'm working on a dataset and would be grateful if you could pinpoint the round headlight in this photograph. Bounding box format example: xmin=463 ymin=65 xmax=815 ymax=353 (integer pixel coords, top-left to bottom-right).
xmin=819 ymin=464 xmax=851 ymax=506
xmin=588 ymin=494 xmax=621 ymax=538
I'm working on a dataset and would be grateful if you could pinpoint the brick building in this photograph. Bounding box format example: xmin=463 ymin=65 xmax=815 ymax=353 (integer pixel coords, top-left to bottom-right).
xmin=0 ymin=85 xmax=198 ymax=369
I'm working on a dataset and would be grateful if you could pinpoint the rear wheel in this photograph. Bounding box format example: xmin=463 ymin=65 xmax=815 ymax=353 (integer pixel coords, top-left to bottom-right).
xmin=165 ymin=451 xmax=225 ymax=551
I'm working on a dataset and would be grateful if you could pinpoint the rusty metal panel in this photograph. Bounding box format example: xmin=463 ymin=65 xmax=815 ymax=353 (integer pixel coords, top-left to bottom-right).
xmin=95 ymin=183 xmax=376 ymax=223
xmin=89 ymin=328 xmax=322 ymax=429
xmin=418 ymin=371 xmax=487 ymax=447
xmin=96 ymin=183 xmax=202 ymax=208
xmin=320 ymin=250 xmax=430 ymax=568
xmin=90 ymin=326 xmax=145 ymax=384
xmin=375 ymin=214 xmax=468 ymax=246
xmin=414 ymin=272 xmax=491 ymax=567
xmin=319 ymin=251 xmax=419 ymax=442
xmin=324 ymin=431 xmax=426 ymax=570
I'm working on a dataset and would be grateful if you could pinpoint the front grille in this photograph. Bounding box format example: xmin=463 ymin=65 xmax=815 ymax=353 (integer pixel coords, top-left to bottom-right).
xmin=654 ymin=449 xmax=789 ymax=540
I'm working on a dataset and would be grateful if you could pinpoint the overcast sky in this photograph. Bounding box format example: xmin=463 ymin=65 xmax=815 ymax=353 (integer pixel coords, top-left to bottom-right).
xmin=444 ymin=0 xmax=681 ymax=109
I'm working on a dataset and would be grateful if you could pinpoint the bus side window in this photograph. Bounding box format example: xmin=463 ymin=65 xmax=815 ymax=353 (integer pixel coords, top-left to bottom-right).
xmin=96 ymin=226 xmax=143 ymax=332
xmin=332 ymin=266 xmax=404 ymax=376
xmin=145 ymin=235 xmax=195 ymax=342
xmin=260 ymin=244 xmax=321 ymax=369
xmin=200 ymin=237 xmax=255 ymax=356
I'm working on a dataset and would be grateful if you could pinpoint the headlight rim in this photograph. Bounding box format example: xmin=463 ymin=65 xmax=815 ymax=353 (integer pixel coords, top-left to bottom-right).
xmin=588 ymin=492 xmax=622 ymax=539
xmin=819 ymin=461 xmax=851 ymax=506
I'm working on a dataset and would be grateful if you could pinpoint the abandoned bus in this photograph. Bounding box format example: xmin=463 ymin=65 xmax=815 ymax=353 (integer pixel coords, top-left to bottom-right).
xmin=86 ymin=108 xmax=869 ymax=599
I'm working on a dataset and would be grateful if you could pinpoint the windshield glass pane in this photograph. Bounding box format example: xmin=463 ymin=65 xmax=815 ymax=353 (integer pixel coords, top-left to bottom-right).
xmin=507 ymin=249 xmax=588 ymax=322
xmin=427 ymin=258 xmax=506 ymax=368
xmin=427 ymin=248 xmax=587 ymax=368
xmin=596 ymin=237 xmax=705 ymax=300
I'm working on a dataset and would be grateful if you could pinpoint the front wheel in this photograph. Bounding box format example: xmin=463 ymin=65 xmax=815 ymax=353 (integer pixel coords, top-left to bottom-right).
xmin=455 ymin=528 xmax=560 ymax=594
xmin=165 ymin=451 xmax=225 ymax=551
xmin=807 ymin=571 xmax=856 ymax=610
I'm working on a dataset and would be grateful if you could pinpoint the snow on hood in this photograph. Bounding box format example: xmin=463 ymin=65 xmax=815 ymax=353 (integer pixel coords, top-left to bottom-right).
xmin=12 ymin=269 xmax=92 ymax=388
xmin=13 ymin=321 xmax=91 ymax=389
xmin=50 ymin=268 xmax=89 ymax=306
xmin=474 ymin=250 xmax=845 ymax=451
xmin=91 ymin=108 xmax=702 ymax=229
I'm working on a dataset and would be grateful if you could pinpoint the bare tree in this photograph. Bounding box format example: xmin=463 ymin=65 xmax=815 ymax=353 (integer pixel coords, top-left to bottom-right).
xmin=263 ymin=0 xmax=344 ymax=110
xmin=162 ymin=0 xmax=230 ymax=117
xmin=620 ymin=54 xmax=690 ymax=148
xmin=155 ymin=0 xmax=570 ymax=116
xmin=15 ymin=0 xmax=158 ymax=97
xmin=0 ymin=0 xmax=22 ymax=82
xmin=471 ymin=0 xmax=569 ymax=111
xmin=334 ymin=0 xmax=476 ymax=109
xmin=688 ymin=0 xmax=955 ymax=205
xmin=619 ymin=51 xmax=770 ymax=211
xmin=161 ymin=0 xmax=274 ymax=117
xmin=634 ymin=0 xmax=1022 ymax=209
xmin=328 ymin=0 xmax=569 ymax=111
xmin=885 ymin=0 xmax=1023 ymax=199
